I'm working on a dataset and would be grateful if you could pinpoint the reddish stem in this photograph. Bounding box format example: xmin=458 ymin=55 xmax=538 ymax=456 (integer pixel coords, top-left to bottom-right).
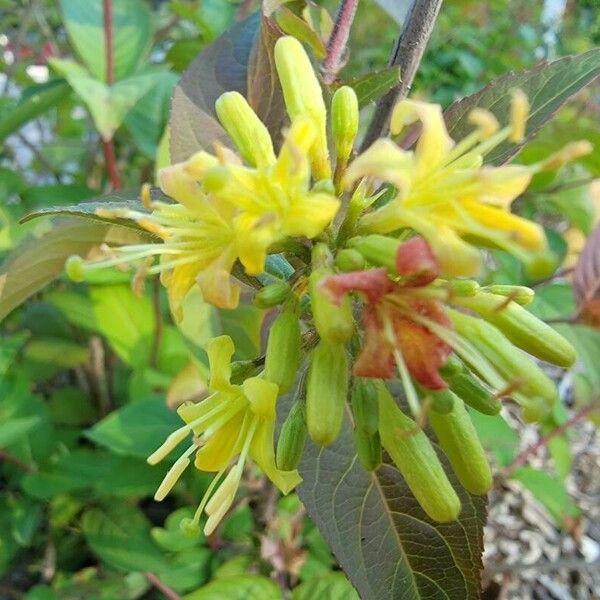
xmin=102 ymin=0 xmax=122 ymax=190
xmin=0 ymin=450 xmax=35 ymax=472
xmin=144 ymin=572 xmax=181 ymax=600
xmin=322 ymin=0 xmax=360 ymax=84
xmin=498 ymin=402 xmax=598 ymax=482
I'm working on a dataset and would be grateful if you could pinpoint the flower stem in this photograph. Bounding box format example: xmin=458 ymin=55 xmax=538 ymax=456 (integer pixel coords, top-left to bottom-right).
xmin=361 ymin=0 xmax=443 ymax=150
xmin=322 ymin=0 xmax=360 ymax=85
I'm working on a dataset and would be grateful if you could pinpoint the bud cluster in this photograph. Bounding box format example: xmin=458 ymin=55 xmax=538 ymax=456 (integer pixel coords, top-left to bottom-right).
xmin=62 ymin=35 xmax=587 ymax=532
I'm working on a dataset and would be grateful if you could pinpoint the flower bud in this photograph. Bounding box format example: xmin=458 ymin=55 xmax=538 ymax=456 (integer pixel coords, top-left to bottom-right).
xmin=421 ymin=387 xmax=455 ymax=415
xmin=331 ymin=86 xmax=359 ymax=165
xmin=215 ymin=91 xmax=275 ymax=167
xmin=335 ymin=248 xmax=366 ymax=272
xmin=306 ymin=340 xmax=349 ymax=446
xmin=482 ymin=284 xmax=534 ymax=305
xmin=440 ymin=357 xmax=501 ymax=416
xmin=253 ymin=282 xmax=291 ymax=308
xmin=449 ymin=309 xmax=558 ymax=410
xmin=276 ymin=399 xmax=307 ymax=471
xmin=264 ymin=304 xmax=302 ymax=394
xmin=378 ymin=384 xmax=461 ymax=523
xmin=448 ymin=279 xmax=480 ymax=297
xmin=274 ymin=36 xmax=330 ymax=179
xmin=354 ymin=427 xmax=382 ymax=472
xmin=349 ymin=235 xmax=400 ymax=273
xmin=428 ymin=397 xmax=493 ymax=496
xmin=457 ymin=292 xmax=576 ymax=368
xmin=310 ymin=245 xmax=354 ymax=343
xmin=65 ymin=255 xmax=86 ymax=282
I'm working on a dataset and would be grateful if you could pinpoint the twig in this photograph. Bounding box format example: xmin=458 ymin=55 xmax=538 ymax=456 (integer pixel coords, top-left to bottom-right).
xmin=0 ymin=449 xmax=35 ymax=472
xmin=322 ymin=0 xmax=361 ymax=85
xmin=16 ymin=132 xmax=61 ymax=182
xmin=144 ymin=572 xmax=182 ymax=600
xmin=150 ymin=277 xmax=163 ymax=369
xmin=360 ymin=0 xmax=443 ymax=150
xmin=102 ymin=0 xmax=122 ymax=190
xmin=497 ymin=402 xmax=599 ymax=482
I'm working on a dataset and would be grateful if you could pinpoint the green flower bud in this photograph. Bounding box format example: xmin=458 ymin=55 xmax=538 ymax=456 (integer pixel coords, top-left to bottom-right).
xmin=440 ymin=358 xmax=501 ymax=416
xmin=335 ymin=248 xmax=366 ymax=272
xmin=264 ymin=304 xmax=302 ymax=394
xmin=276 ymin=399 xmax=307 ymax=471
xmin=482 ymin=284 xmax=534 ymax=305
xmin=421 ymin=387 xmax=455 ymax=415
xmin=253 ymin=282 xmax=291 ymax=308
xmin=457 ymin=292 xmax=576 ymax=368
xmin=428 ymin=396 xmax=493 ymax=496
xmin=351 ymin=378 xmax=381 ymax=470
xmin=310 ymin=244 xmax=354 ymax=344
xmin=447 ymin=279 xmax=480 ymax=297
xmin=377 ymin=384 xmax=461 ymax=523
xmin=65 ymin=255 xmax=85 ymax=282
xmin=215 ymin=91 xmax=275 ymax=167
xmin=449 ymin=309 xmax=558 ymax=411
xmin=331 ymin=86 xmax=359 ymax=165
xmin=306 ymin=340 xmax=349 ymax=447
xmin=274 ymin=36 xmax=331 ymax=179
xmin=348 ymin=235 xmax=400 ymax=273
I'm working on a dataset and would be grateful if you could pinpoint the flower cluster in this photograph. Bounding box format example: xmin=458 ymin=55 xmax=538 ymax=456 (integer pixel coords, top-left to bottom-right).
xmin=65 ymin=36 xmax=587 ymax=530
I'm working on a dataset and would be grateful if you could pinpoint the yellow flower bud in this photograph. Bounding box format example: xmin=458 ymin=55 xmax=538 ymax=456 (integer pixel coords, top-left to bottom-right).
xmin=215 ymin=91 xmax=275 ymax=167
xmin=482 ymin=284 xmax=534 ymax=305
xmin=274 ymin=36 xmax=331 ymax=179
xmin=331 ymin=86 xmax=359 ymax=165
xmin=276 ymin=399 xmax=307 ymax=471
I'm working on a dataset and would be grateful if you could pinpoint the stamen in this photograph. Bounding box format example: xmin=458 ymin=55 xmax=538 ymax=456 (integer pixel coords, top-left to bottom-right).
xmin=539 ymin=140 xmax=593 ymax=171
xmin=468 ymin=108 xmax=500 ymax=138
xmin=154 ymin=443 xmax=196 ymax=501
xmin=141 ymin=182 xmax=154 ymax=210
xmin=509 ymin=89 xmax=529 ymax=143
xmin=147 ymin=426 xmax=192 ymax=465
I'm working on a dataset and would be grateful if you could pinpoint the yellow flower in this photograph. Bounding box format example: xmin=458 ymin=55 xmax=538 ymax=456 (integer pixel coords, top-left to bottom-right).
xmin=66 ymin=37 xmax=342 ymax=316
xmin=147 ymin=335 xmax=301 ymax=536
xmin=344 ymin=94 xmax=592 ymax=277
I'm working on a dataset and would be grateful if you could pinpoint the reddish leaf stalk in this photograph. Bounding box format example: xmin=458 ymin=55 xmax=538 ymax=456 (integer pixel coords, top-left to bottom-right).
xmin=322 ymin=0 xmax=360 ymax=84
xmin=102 ymin=0 xmax=122 ymax=190
xmin=498 ymin=402 xmax=599 ymax=482
xmin=144 ymin=572 xmax=181 ymax=600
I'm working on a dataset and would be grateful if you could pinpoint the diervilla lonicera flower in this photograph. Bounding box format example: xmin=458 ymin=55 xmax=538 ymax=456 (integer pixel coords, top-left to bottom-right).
xmin=147 ymin=335 xmax=301 ymax=535
xmin=60 ymin=34 xmax=586 ymax=528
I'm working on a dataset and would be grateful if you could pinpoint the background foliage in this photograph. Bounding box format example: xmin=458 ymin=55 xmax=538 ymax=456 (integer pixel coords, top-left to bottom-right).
xmin=1 ymin=0 xmax=599 ymax=598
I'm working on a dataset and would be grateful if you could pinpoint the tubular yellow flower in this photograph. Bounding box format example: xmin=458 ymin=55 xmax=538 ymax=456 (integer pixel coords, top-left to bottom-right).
xmin=345 ymin=94 xmax=592 ymax=277
xmin=147 ymin=335 xmax=301 ymax=536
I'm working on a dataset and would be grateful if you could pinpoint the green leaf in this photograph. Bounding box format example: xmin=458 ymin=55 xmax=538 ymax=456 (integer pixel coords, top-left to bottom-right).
xmin=19 ymin=184 xmax=95 ymax=212
xmin=297 ymin=411 xmax=486 ymax=600
xmin=554 ymin=324 xmax=600 ymax=389
xmin=125 ymin=70 xmax=179 ymax=157
xmin=527 ymin=284 xmax=575 ymax=320
xmin=170 ymin=14 xmax=260 ymax=163
xmin=50 ymin=59 xmax=166 ymax=140
xmin=0 ymin=218 xmax=148 ymax=322
xmin=342 ymin=67 xmax=401 ymax=108
xmin=246 ymin=16 xmax=287 ymax=149
xmin=23 ymin=338 xmax=89 ymax=369
xmin=184 ymin=576 xmax=282 ymax=600
xmin=469 ymin=411 xmax=518 ymax=468
xmin=82 ymin=503 xmax=169 ymax=572
xmin=85 ymin=397 xmax=181 ymax=459
xmin=0 ymin=80 xmax=70 ymax=143
xmin=511 ymin=467 xmax=579 ymax=525
xmin=292 ymin=573 xmax=358 ymax=600
xmin=444 ymin=48 xmax=600 ymax=164
xmin=59 ymin=0 xmax=152 ymax=81
xmin=0 ymin=416 xmax=42 ymax=447
xmin=0 ymin=332 xmax=28 ymax=379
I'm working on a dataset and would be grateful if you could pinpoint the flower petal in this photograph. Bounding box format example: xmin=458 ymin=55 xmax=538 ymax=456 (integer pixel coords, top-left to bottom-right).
xmin=353 ymin=306 xmax=396 ymax=378
xmin=250 ymin=419 xmax=302 ymax=494
xmin=243 ymin=377 xmax=279 ymax=420
xmin=320 ymin=268 xmax=395 ymax=305
xmin=194 ymin=410 xmax=246 ymax=471
xmin=206 ymin=336 xmax=235 ymax=393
